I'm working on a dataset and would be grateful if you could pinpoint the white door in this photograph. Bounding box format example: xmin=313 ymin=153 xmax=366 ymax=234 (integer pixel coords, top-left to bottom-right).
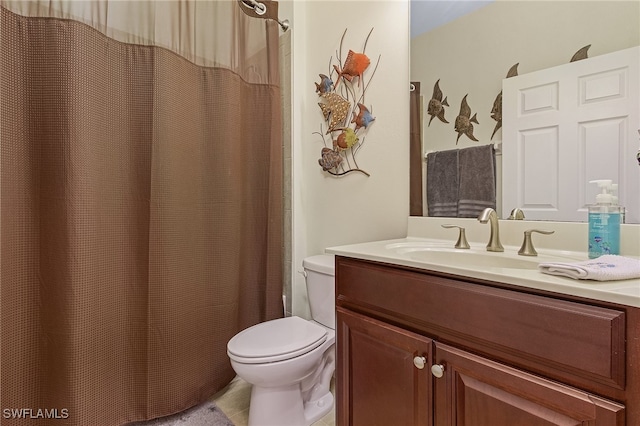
xmin=502 ymin=46 xmax=639 ymax=223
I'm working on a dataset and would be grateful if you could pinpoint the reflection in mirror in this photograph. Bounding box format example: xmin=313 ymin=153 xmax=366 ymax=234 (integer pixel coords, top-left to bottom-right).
xmin=501 ymin=47 xmax=639 ymax=223
xmin=411 ymin=1 xmax=640 ymax=222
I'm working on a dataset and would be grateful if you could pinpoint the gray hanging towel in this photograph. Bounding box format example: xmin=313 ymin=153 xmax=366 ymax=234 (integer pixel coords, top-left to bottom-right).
xmin=426 ymin=149 xmax=459 ymax=217
xmin=457 ymin=144 xmax=496 ymax=218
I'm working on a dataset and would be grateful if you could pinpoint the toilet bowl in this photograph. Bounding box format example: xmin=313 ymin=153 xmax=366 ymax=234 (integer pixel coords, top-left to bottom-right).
xmin=227 ymin=254 xmax=336 ymax=426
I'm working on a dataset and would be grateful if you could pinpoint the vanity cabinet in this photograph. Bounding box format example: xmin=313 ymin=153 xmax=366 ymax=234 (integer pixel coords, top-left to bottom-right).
xmin=337 ymin=308 xmax=432 ymax=425
xmin=335 ymin=256 xmax=636 ymax=426
xmin=433 ymin=343 xmax=624 ymax=425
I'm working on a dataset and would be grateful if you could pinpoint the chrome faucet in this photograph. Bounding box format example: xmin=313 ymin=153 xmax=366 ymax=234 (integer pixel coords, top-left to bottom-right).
xmin=477 ymin=208 xmax=504 ymax=252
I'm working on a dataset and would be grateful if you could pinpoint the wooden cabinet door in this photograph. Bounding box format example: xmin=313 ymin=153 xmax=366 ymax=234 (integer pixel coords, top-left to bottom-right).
xmin=336 ymin=307 xmax=433 ymax=426
xmin=433 ymin=342 xmax=625 ymax=426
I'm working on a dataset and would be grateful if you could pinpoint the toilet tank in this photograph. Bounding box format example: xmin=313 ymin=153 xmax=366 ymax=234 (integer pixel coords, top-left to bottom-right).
xmin=302 ymin=254 xmax=335 ymax=329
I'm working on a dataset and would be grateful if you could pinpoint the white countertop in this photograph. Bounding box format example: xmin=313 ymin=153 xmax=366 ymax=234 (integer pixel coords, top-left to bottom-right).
xmin=326 ymin=218 xmax=640 ymax=308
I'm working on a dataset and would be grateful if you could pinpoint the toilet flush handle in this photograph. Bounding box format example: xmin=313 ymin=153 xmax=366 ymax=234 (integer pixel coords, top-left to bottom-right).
xmin=298 ymin=269 xmax=307 ymax=278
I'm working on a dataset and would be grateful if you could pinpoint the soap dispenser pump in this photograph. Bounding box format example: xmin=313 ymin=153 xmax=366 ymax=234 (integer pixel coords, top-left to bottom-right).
xmin=588 ymin=180 xmax=621 ymax=258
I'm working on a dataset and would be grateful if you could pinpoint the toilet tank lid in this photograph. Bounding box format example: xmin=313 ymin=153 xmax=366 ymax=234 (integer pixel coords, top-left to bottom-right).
xmin=303 ymin=254 xmax=335 ymax=276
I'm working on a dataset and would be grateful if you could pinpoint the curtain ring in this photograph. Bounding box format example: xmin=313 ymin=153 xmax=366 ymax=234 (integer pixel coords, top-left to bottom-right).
xmin=239 ymin=0 xmax=289 ymax=31
xmin=253 ymin=2 xmax=267 ymax=16
xmin=241 ymin=0 xmax=266 ymax=16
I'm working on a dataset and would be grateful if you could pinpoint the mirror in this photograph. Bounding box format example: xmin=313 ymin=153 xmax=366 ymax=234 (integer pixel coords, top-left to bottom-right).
xmin=410 ymin=0 xmax=640 ymax=222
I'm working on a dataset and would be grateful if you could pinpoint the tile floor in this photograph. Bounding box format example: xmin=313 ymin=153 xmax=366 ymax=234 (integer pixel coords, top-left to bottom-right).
xmin=212 ymin=376 xmax=336 ymax=426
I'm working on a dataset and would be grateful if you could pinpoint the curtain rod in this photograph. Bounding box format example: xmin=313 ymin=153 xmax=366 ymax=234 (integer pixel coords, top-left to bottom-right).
xmin=241 ymin=0 xmax=290 ymax=32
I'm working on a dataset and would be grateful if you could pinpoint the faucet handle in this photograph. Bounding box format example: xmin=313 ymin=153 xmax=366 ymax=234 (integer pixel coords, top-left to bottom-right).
xmin=441 ymin=225 xmax=470 ymax=249
xmin=508 ymin=208 xmax=525 ymax=220
xmin=518 ymin=229 xmax=555 ymax=256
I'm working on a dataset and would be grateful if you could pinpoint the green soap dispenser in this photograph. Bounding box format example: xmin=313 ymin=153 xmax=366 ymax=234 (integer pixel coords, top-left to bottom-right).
xmin=588 ymin=180 xmax=621 ymax=258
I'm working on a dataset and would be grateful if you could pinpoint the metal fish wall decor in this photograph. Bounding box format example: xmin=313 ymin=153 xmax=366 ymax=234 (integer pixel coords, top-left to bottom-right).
xmin=333 ymin=50 xmax=371 ymax=89
xmin=490 ymin=63 xmax=519 ymax=140
xmin=318 ymin=92 xmax=351 ymax=134
xmin=313 ymin=28 xmax=380 ymax=177
xmin=427 ymin=79 xmax=449 ymax=126
xmin=315 ymin=74 xmax=333 ymax=94
xmin=570 ymin=45 xmax=591 ymax=62
xmin=335 ymin=128 xmax=359 ymax=150
xmin=454 ymin=94 xmax=479 ymax=143
xmin=319 ymin=147 xmax=343 ymax=171
xmin=351 ymin=103 xmax=375 ymax=131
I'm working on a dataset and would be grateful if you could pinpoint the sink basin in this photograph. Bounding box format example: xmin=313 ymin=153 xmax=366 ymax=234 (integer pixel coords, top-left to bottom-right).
xmin=403 ymin=248 xmax=541 ymax=270
xmin=384 ymin=241 xmax=583 ymax=270
xmin=384 ymin=241 xmax=453 ymax=252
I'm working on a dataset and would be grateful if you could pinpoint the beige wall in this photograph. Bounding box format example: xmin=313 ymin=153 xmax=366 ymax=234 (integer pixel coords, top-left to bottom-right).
xmin=281 ymin=0 xmax=640 ymax=317
xmin=411 ymin=0 xmax=640 ymax=188
xmin=283 ymin=1 xmax=411 ymax=317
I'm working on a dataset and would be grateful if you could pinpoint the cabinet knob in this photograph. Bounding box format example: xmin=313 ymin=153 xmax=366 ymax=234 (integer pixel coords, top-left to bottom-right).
xmin=413 ymin=356 xmax=427 ymax=370
xmin=431 ymin=364 xmax=445 ymax=378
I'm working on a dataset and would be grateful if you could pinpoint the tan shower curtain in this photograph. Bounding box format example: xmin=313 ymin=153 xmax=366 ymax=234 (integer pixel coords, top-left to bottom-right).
xmin=0 ymin=1 xmax=283 ymax=424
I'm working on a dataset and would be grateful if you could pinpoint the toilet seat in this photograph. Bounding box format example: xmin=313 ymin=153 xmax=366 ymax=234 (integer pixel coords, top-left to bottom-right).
xmin=227 ymin=316 xmax=328 ymax=364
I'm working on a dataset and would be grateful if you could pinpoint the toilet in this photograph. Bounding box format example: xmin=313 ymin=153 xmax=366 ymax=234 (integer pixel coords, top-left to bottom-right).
xmin=227 ymin=254 xmax=336 ymax=426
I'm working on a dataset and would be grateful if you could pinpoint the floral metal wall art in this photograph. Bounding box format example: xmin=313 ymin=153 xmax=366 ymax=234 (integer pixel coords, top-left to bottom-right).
xmin=314 ymin=28 xmax=380 ymax=177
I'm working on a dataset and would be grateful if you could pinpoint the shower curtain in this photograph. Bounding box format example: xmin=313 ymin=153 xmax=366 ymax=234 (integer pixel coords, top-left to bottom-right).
xmin=0 ymin=1 xmax=283 ymax=424
xmin=409 ymin=82 xmax=423 ymax=216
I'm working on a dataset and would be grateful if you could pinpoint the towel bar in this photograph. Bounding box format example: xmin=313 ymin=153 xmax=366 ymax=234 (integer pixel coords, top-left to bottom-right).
xmin=425 ymin=142 xmax=501 ymax=159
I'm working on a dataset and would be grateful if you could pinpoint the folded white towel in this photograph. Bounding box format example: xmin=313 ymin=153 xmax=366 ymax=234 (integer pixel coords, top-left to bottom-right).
xmin=538 ymin=255 xmax=640 ymax=281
